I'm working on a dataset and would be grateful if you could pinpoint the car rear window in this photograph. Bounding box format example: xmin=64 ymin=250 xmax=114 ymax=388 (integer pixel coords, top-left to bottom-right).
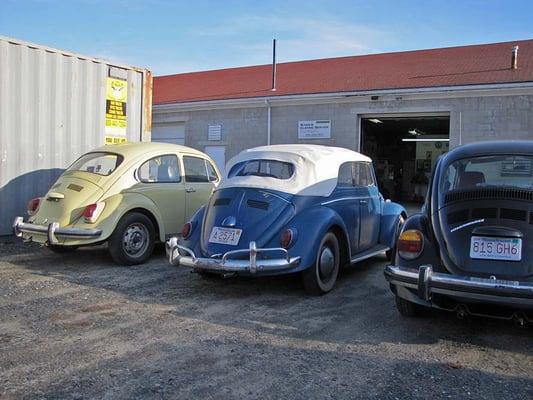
xmin=228 ymin=159 xmax=294 ymax=180
xmin=441 ymin=155 xmax=533 ymax=193
xmin=67 ymin=152 xmax=123 ymax=176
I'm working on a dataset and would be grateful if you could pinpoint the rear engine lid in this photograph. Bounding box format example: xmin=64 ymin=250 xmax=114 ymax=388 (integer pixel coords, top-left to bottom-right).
xmin=201 ymin=187 xmax=295 ymax=256
xmin=30 ymin=174 xmax=104 ymax=227
xmin=440 ymin=200 xmax=532 ymax=279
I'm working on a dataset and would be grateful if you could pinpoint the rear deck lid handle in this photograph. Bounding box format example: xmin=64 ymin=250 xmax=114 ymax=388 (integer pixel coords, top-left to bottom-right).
xmin=472 ymin=225 xmax=523 ymax=238
xmin=47 ymin=192 xmax=65 ymax=200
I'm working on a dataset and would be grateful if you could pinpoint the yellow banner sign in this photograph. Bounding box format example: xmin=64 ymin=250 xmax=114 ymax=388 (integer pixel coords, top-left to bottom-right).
xmin=104 ymin=136 xmax=127 ymax=145
xmin=105 ymin=77 xmax=127 ymax=138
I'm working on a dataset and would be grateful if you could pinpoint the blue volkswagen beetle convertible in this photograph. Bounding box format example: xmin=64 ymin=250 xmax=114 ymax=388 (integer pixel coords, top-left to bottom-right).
xmin=167 ymin=144 xmax=406 ymax=295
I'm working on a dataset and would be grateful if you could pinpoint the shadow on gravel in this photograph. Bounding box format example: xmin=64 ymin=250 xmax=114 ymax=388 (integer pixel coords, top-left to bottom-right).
xmin=5 ymin=243 xmax=533 ymax=355
xmin=20 ymin=338 xmax=533 ymax=400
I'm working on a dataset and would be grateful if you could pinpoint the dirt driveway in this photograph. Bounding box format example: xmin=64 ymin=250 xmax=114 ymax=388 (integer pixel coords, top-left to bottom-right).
xmin=1 ymin=239 xmax=532 ymax=399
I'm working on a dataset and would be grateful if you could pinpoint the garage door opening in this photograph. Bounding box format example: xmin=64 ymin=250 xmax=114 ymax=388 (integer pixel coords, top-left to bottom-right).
xmin=361 ymin=115 xmax=450 ymax=203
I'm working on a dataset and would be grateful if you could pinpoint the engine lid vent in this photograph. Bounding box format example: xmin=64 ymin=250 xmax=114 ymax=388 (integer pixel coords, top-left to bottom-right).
xmin=444 ymin=188 xmax=533 ymax=204
xmin=472 ymin=208 xmax=498 ymax=219
xmin=500 ymin=208 xmax=527 ymax=221
xmin=447 ymin=209 xmax=469 ymax=225
xmin=247 ymin=199 xmax=269 ymax=210
xmin=213 ymin=198 xmax=231 ymax=206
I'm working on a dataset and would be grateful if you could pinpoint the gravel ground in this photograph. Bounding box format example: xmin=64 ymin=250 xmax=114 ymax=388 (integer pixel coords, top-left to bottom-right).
xmin=0 ymin=237 xmax=532 ymax=399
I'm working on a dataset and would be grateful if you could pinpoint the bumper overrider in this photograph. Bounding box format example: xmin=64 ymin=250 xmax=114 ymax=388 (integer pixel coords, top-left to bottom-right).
xmin=12 ymin=216 xmax=102 ymax=245
xmin=166 ymin=237 xmax=301 ymax=274
xmin=384 ymin=265 xmax=533 ymax=308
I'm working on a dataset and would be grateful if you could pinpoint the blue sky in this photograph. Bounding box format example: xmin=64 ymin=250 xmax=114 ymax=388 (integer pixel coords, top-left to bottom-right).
xmin=1 ymin=1 xmax=532 ymax=76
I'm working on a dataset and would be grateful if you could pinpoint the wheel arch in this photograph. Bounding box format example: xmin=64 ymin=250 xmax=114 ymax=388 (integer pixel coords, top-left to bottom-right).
xmin=119 ymin=207 xmax=162 ymax=242
xmin=328 ymin=224 xmax=350 ymax=268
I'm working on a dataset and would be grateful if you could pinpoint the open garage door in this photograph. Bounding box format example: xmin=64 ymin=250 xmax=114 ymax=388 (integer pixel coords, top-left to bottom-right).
xmin=361 ymin=115 xmax=449 ymax=204
xmin=152 ymin=123 xmax=185 ymax=145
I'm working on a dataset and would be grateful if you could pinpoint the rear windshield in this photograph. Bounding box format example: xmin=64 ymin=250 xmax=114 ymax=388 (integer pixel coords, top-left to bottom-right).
xmin=68 ymin=152 xmax=123 ymax=176
xmin=441 ymin=155 xmax=533 ymax=193
xmin=228 ymin=159 xmax=294 ymax=180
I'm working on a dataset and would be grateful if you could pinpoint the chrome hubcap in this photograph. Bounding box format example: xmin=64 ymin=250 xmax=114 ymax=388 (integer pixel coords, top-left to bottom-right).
xmin=122 ymin=223 xmax=148 ymax=257
xmin=318 ymin=247 xmax=335 ymax=281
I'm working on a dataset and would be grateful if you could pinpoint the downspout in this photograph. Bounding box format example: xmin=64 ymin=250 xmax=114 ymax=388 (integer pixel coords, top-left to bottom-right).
xmin=265 ymin=99 xmax=271 ymax=145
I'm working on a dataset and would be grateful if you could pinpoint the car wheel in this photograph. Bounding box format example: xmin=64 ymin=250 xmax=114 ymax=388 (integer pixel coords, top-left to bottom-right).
xmin=108 ymin=212 xmax=156 ymax=265
xmin=386 ymin=214 xmax=405 ymax=261
xmin=302 ymin=231 xmax=340 ymax=296
xmin=48 ymin=245 xmax=78 ymax=254
xmin=395 ymin=295 xmax=423 ymax=317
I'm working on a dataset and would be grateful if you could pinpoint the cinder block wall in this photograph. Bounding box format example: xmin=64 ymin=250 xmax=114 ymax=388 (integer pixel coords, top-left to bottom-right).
xmin=153 ymin=94 xmax=533 ymax=161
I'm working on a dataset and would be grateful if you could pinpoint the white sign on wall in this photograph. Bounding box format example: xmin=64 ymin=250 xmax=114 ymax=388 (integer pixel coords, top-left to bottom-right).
xmin=208 ymin=124 xmax=222 ymax=141
xmin=298 ymin=120 xmax=331 ymax=139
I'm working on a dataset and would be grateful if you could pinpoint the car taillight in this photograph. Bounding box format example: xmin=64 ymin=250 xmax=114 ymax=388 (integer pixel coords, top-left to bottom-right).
xmin=82 ymin=202 xmax=105 ymax=223
xmin=27 ymin=197 xmax=41 ymax=216
xmin=398 ymin=229 xmax=424 ymax=260
xmin=181 ymin=222 xmax=192 ymax=239
xmin=280 ymin=229 xmax=294 ymax=249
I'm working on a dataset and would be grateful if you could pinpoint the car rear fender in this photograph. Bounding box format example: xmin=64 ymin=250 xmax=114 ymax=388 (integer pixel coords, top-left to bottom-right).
xmin=394 ymin=212 xmax=441 ymax=270
xmin=276 ymin=206 xmax=350 ymax=270
xmin=379 ymin=201 xmax=407 ymax=248
xmin=71 ymin=192 xmax=166 ymax=242
xmin=177 ymin=205 xmax=207 ymax=255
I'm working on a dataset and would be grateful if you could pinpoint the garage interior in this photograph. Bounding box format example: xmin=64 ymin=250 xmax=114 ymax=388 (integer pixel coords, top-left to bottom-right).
xmin=361 ymin=115 xmax=450 ymax=203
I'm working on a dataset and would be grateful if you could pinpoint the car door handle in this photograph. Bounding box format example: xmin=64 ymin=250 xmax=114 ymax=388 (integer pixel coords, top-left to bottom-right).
xmin=186 ymin=187 xmax=196 ymax=193
xmin=359 ymin=199 xmax=367 ymax=204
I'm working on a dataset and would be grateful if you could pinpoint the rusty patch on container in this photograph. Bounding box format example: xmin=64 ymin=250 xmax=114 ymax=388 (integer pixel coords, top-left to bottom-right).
xmin=143 ymin=70 xmax=153 ymax=141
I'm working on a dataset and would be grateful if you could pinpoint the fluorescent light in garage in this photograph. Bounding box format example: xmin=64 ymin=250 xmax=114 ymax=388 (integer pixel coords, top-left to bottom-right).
xmin=368 ymin=119 xmax=382 ymax=124
xmin=402 ymin=138 xmax=450 ymax=142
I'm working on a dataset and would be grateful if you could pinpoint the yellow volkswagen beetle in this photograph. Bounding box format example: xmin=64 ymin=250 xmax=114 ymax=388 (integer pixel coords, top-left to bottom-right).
xmin=13 ymin=142 xmax=220 ymax=265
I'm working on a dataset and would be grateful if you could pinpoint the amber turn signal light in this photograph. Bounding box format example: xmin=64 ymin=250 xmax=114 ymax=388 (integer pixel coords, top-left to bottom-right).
xmin=398 ymin=229 xmax=424 ymax=260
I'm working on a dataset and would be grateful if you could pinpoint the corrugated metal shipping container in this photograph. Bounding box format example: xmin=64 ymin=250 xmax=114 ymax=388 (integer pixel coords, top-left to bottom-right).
xmin=0 ymin=36 xmax=152 ymax=235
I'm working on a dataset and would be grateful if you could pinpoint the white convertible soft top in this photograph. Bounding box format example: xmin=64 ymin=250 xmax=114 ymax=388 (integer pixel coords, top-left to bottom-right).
xmin=220 ymin=144 xmax=372 ymax=197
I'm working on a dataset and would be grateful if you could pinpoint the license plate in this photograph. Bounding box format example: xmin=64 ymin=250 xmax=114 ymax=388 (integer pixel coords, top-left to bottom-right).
xmin=470 ymin=236 xmax=522 ymax=261
xmin=209 ymin=227 xmax=242 ymax=246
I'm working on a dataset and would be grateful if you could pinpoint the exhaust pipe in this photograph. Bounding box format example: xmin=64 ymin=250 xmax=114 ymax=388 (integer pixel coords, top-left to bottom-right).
xmin=456 ymin=304 xmax=468 ymax=320
xmin=513 ymin=312 xmax=527 ymax=328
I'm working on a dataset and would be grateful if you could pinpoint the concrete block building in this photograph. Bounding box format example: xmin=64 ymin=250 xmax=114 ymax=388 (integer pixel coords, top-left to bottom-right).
xmin=152 ymin=40 xmax=533 ymax=202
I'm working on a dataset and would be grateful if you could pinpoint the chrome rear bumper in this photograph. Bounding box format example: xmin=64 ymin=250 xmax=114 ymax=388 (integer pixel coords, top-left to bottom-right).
xmin=384 ymin=265 xmax=533 ymax=306
xmin=166 ymin=237 xmax=301 ymax=274
xmin=13 ymin=216 xmax=102 ymax=245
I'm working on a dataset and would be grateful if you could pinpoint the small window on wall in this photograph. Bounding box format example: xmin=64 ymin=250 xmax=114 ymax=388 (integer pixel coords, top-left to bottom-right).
xmin=138 ymin=155 xmax=181 ymax=183
xmin=183 ymin=156 xmax=218 ymax=182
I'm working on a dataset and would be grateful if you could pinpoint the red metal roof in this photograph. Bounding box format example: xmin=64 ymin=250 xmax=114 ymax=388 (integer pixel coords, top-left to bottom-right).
xmin=154 ymin=40 xmax=533 ymax=105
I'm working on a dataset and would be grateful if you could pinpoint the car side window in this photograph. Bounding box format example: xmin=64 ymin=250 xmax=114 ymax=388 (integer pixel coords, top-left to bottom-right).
xmin=354 ymin=162 xmax=375 ymax=187
xmin=337 ymin=162 xmax=355 ymax=187
xmin=138 ymin=154 xmax=181 ymax=183
xmin=183 ymin=156 xmax=211 ymax=183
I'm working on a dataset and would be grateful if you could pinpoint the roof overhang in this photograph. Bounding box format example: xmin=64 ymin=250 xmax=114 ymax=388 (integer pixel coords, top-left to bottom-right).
xmin=153 ymin=81 xmax=533 ymax=113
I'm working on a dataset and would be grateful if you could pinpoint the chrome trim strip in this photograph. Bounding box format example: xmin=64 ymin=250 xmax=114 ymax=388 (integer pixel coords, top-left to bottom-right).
xmin=350 ymin=246 xmax=389 ymax=264
xmin=321 ymin=196 xmax=369 ymax=206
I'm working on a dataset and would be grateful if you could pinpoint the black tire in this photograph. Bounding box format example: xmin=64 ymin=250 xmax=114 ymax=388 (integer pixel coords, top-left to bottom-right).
xmin=108 ymin=212 xmax=156 ymax=265
xmin=386 ymin=214 xmax=405 ymax=261
xmin=302 ymin=232 xmax=340 ymax=296
xmin=48 ymin=245 xmax=78 ymax=254
xmin=395 ymin=295 xmax=423 ymax=317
